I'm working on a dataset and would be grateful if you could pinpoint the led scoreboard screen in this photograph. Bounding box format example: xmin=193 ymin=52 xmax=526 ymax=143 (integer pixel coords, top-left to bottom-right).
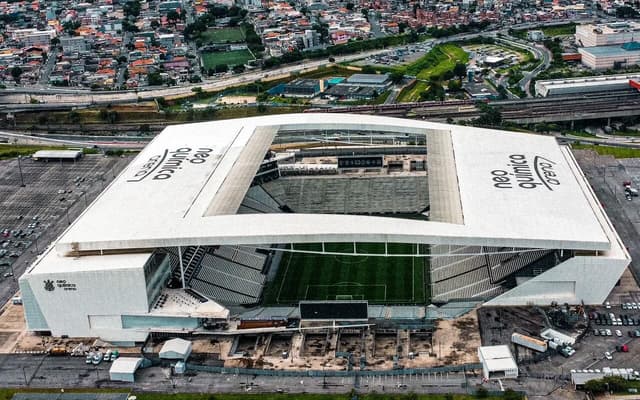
xmin=337 ymin=155 xmax=383 ymax=169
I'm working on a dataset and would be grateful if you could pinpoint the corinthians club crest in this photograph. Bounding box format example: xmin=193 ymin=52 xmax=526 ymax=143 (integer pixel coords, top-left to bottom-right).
xmin=44 ymin=279 xmax=54 ymax=292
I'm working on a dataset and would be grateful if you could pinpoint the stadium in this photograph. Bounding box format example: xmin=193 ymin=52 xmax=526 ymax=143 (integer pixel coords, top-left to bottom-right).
xmin=19 ymin=114 xmax=630 ymax=345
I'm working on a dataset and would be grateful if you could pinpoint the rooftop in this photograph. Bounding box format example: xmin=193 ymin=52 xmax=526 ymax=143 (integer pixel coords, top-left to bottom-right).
xmin=23 ymin=114 xmax=623 ymax=274
xmin=478 ymin=345 xmax=518 ymax=371
xmin=579 ymin=44 xmax=640 ymax=57
xmin=346 ymin=73 xmax=390 ymax=84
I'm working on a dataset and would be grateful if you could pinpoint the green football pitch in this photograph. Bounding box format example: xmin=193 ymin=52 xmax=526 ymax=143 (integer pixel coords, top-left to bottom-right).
xmin=263 ymin=243 xmax=429 ymax=305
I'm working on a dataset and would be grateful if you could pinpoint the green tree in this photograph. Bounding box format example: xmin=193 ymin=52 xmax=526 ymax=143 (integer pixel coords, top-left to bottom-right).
xmin=583 ymin=379 xmax=607 ymax=394
xmin=67 ymin=111 xmax=81 ymax=124
xmin=62 ymin=20 xmax=81 ymax=35
xmin=150 ymin=20 xmax=160 ymax=29
xmin=123 ymin=0 xmax=142 ymax=18
xmin=475 ymin=104 xmax=502 ymax=126
xmin=147 ymin=72 xmax=164 ymax=86
xmin=214 ymin=64 xmax=229 ymax=73
xmin=167 ymin=10 xmax=181 ymax=23
xmin=361 ymin=65 xmax=376 ymax=74
xmin=447 ymin=79 xmax=462 ymax=92
xmin=453 ymin=62 xmax=467 ymax=80
xmin=390 ymin=71 xmax=404 ymax=84
xmin=503 ymin=389 xmax=523 ymax=400
xmin=10 ymin=66 xmax=22 ymax=83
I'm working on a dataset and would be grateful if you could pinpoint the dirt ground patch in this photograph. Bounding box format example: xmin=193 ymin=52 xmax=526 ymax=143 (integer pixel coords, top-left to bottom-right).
xmin=405 ymin=310 xmax=480 ymax=368
xmin=216 ymin=95 xmax=256 ymax=105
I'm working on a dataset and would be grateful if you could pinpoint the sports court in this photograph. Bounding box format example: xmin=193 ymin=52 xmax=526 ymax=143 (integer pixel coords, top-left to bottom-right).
xmin=264 ymin=243 xmax=429 ymax=305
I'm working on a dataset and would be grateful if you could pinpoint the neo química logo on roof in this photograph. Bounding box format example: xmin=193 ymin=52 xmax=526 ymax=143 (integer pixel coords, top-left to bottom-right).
xmin=127 ymin=147 xmax=213 ymax=182
xmin=491 ymin=154 xmax=560 ymax=191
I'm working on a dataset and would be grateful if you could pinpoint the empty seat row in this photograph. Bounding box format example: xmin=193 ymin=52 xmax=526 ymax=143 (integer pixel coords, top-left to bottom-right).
xmin=200 ymin=254 xmax=265 ymax=284
xmin=190 ymin=279 xmax=257 ymax=305
xmin=432 ymin=265 xmax=491 ymax=296
xmin=213 ymin=245 xmax=266 ymax=271
xmin=432 ymin=275 xmax=502 ymax=302
xmin=195 ymin=263 xmax=263 ymax=298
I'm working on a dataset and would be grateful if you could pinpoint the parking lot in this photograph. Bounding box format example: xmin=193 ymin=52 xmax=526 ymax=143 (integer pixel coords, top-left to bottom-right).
xmin=510 ymin=149 xmax=640 ymax=379
xmin=353 ymin=42 xmax=435 ymax=67
xmin=0 ymin=154 xmax=131 ymax=306
xmin=573 ymin=150 xmax=640 ymax=283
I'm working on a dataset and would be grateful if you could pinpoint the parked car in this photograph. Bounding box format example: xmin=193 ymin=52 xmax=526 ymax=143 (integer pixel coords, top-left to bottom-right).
xmin=616 ymin=330 xmax=623 ymax=337
xmin=605 ymin=351 xmax=613 ymax=360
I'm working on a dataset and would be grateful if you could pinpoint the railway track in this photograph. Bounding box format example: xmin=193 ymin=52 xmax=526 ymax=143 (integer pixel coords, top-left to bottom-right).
xmin=305 ymin=91 xmax=640 ymax=123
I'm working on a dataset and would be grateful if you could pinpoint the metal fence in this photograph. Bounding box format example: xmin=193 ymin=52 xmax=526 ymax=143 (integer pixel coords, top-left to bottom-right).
xmin=185 ymin=363 xmax=483 ymax=377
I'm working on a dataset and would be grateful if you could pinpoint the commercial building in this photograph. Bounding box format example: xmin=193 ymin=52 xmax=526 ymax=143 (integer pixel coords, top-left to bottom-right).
xmin=527 ymin=30 xmax=545 ymax=42
xmin=60 ymin=37 xmax=87 ymax=53
xmin=109 ymin=358 xmax=143 ymax=382
xmin=576 ymin=22 xmax=640 ymax=48
xmin=344 ymin=73 xmax=392 ymax=90
xmin=10 ymin=28 xmax=56 ymax=47
xmin=324 ymin=73 xmax=392 ymax=100
xmin=19 ymin=114 xmax=630 ymax=344
xmin=32 ymin=150 xmax=83 ymax=162
xmin=283 ymin=79 xmax=323 ymax=98
xmin=159 ymin=338 xmax=192 ymax=361
xmin=478 ymin=345 xmax=518 ymax=380
xmin=535 ymin=73 xmax=640 ymax=96
xmin=578 ymin=42 xmax=640 ymax=70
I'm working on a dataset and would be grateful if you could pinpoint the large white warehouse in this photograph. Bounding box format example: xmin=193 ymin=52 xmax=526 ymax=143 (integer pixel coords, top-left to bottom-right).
xmin=19 ymin=114 xmax=630 ymax=344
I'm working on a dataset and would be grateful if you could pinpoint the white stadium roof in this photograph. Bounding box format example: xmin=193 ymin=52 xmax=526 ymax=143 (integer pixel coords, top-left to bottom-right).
xmin=29 ymin=114 xmax=621 ymax=269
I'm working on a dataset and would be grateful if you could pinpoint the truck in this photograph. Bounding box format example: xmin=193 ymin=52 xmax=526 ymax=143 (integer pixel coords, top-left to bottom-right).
xmin=540 ymin=328 xmax=576 ymax=346
xmin=559 ymin=345 xmax=575 ymax=358
xmin=511 ymin=332 xmax=548 ymax=352
xmin=48 ymin=347 xmax=67 ymax=356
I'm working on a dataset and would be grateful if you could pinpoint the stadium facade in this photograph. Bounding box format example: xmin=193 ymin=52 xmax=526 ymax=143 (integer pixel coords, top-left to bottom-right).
xmin=19 ymin=114 xmax=630 ymax=344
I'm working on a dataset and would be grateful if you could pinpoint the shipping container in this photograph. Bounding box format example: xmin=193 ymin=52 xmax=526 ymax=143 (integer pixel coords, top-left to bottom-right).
xmin=511 ymin=332 xmax=548 ymax=352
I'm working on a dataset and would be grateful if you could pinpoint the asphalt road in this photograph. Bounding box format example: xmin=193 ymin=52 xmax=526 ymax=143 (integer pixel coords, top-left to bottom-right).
xmin=0 ymin=352 xmax=577 ymax=398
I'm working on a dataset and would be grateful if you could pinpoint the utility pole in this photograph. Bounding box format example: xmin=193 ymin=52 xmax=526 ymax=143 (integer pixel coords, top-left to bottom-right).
xmin=22 ymin=366 xmax=28 ymax=386
xmin=17 ymin=156 xmax=25 ymax=187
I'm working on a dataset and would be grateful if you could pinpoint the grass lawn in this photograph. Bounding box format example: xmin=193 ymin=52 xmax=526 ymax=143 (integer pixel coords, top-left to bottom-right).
xmin=411 ymin=44 xmax=469 ymax=80
xmin=263 ymin=242 xmax=428 ymax=305
xmin=200 ymin=27 xmax=245 ymax=44
xmin=571 ymin=143 xmax=640 ymax=158
xmin=397 ymin=81 xmax=429 ymax=103
xmin=542 ymin=23 xmax=576 ymax=37
xmin=201 ymin=49 xmax=254 ymax=69
xmin=0 ymin=144 xmax=98 ymax=160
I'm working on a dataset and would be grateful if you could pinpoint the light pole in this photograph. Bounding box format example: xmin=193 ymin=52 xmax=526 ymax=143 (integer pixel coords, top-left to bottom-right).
xmin=17 ymin=156 xmax=25 ymax=187
xmin=61 ymin=206 xmax=71 ymax=225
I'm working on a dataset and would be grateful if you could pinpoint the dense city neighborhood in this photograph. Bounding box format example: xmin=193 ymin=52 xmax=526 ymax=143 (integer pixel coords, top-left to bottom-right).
xmin=0 ymin=0 xmax=605 ymax=90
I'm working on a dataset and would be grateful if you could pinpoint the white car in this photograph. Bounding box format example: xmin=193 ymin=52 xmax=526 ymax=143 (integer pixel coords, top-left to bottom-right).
xmin=616 ymin=330 xmax=623 ymax=337
xmin=606 ymin=329 xmax=613 ymax=336
xmin=605 ymin=301 xmax=612 ymax=309
xmin=605 ymin=352 xmax=613 ymax=360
